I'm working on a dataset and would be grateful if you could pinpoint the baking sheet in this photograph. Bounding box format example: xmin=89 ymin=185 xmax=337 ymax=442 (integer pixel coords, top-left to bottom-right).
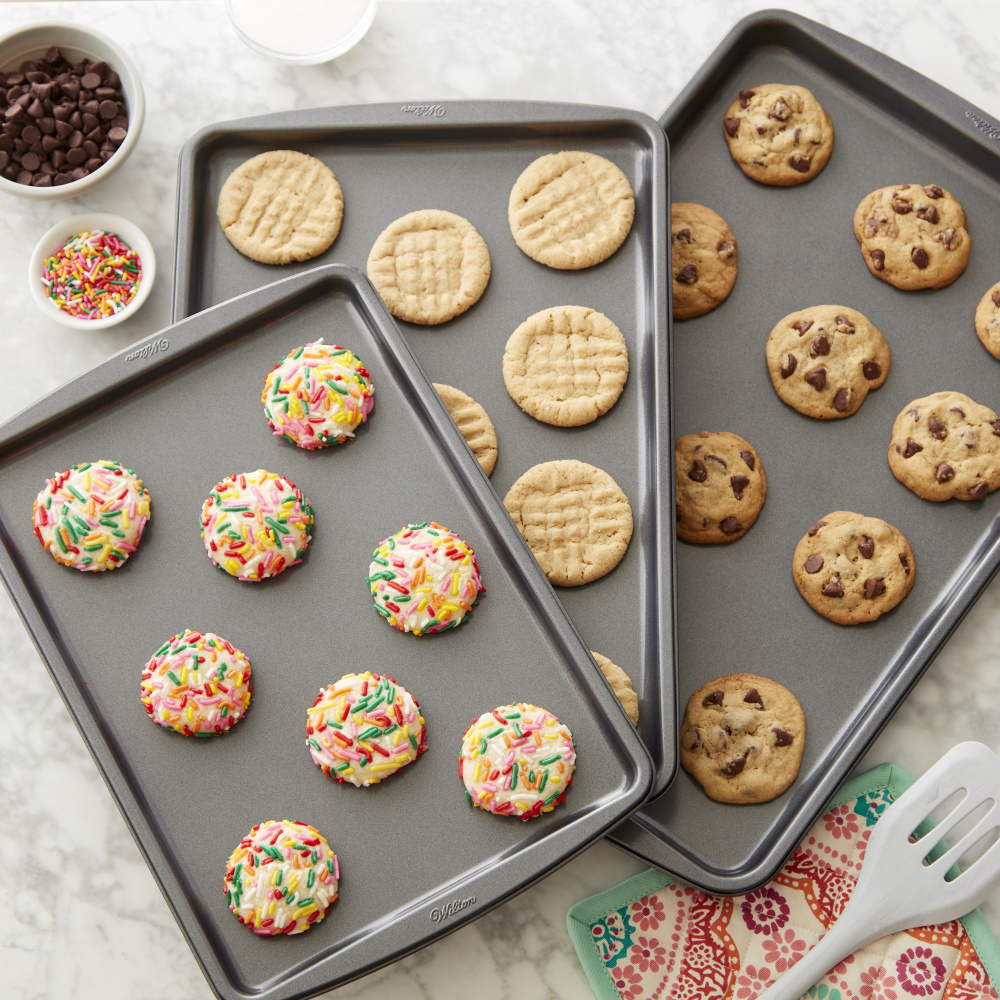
xmin=170 ymin=100 xmax=676 ymax=795
xmin=610 ymin=9 xmax=1000 ymax=893
xmin=0 ymin=265 xmax=653 ymax=999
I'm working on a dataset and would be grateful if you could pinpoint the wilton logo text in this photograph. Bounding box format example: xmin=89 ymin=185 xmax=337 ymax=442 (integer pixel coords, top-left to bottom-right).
xmin=401 ymin=104 xmax=446 ymax=118
xmin=429 ymin=895 xmax=476 ymax=923
xmin=125 ymin=338 xmax=169 ymax=362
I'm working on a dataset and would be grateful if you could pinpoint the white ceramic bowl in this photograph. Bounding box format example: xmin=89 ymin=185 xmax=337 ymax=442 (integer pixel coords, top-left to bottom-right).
xmin=0 ymin=20 xmax=145 ymax=201
xmin=29 ymin=212 xmax=156 ymax=330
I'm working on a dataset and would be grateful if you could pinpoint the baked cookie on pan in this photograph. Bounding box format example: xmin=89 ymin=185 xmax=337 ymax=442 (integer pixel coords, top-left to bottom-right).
xmin=671 ymin=202 xmax=738 ymax=320
xmin=974 ymin=281 xmax=1000 ymax=360
xmin=591 ymin=651 xmax=639 ymax=726
xmin=433 ymin=383 xmax=498 ymax=476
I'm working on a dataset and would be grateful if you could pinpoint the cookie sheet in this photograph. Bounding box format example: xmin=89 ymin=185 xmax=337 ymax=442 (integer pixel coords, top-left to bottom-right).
xmin=611 ymin=10 xmax=1000 ymax=893
xmin=170 ymin=101 xmax=676 ymax=794
xmin=0 ymin=267 xmax=653 ymax=999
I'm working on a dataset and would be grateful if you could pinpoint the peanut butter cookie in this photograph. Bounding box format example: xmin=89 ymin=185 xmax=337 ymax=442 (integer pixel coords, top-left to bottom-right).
xmin=591 ymin=651 xmax=638 ymax=726
xmin=433 ymin=383 xmax=498 ymax=476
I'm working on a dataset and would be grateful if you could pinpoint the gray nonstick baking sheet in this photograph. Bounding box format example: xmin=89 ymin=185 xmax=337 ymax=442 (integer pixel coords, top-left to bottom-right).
xmin=610 ymin=9 xmax=1000 ymax=894
xmin=170 ymin=100 xmax=676 ymax=795
xmin=0 ymin=266 xmax=654 ymax=1000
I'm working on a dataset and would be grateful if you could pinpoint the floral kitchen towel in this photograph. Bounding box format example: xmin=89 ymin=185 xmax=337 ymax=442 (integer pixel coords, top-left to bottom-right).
xmin=568 ymin=763 xmax=1000 ymax=1000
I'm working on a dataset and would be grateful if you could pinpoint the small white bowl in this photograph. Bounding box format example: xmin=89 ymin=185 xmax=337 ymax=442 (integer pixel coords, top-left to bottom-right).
xmin=0 ymin=20 xmax=145 ymax=201
xmin=29 ymin=212 xmax=155 ymax=330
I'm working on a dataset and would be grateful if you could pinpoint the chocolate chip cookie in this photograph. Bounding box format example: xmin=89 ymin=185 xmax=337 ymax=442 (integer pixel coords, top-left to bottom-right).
xmin=671 ymin=203 xmax=738 ymax=319
xmin=765 ymin=305 xmax=890 ymax=419
xmin=675 ymin=431 xmax=766 ymax=544
xmin=853 ymin=184 xmax=971 ymax=290
xmin=722 ymin=84 xmax=834 ymax=186
xmin=974 ymin=281 xmax=1000 ymax=360
xmin=888 ymin=391 xmax=1000 ymax=501
xmin=679 ymin=673 xmax=805 ymax=804
xmin=793 ymin=512 xmax=915 ymax=624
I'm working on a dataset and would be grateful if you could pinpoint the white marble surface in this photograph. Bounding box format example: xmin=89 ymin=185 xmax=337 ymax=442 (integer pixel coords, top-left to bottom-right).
xmin=2 ymin=1 xmax=1000 ymax=997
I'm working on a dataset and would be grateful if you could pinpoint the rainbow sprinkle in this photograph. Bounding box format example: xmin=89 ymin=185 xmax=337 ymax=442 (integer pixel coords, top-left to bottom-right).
xmin=368 ymin=522 xmax=484 ymax=635
xmin=307 ymin=671 xmax=426 ymax=786
xmin=459 ymin=703 xmax=576 ymax=820
xmin=224 ymin=820 xmax=339 ymax=936
xmin=32 ymin=459 xmax=150 ymax=571
xmin=41 ymin=230 xmax=142 ymax=320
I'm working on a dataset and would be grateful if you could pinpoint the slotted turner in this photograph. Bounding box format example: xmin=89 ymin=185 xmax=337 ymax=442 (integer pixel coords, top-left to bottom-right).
xmin=756 ymin=742 xmax=1000 ymax=1000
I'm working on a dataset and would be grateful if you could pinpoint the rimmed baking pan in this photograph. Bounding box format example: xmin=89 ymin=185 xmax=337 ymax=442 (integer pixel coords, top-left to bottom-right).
xmin=610 ymin=9 xmax=1000 ymax=894
xmin=0 ymin=265 xmax=654 ymax=999
xmin=170 ymin=100 xmax=676 ymax=796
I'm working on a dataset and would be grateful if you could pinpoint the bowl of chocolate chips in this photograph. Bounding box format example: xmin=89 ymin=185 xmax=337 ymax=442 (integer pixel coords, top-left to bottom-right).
xmin=0 ymin=21 xmax=144 ymax=199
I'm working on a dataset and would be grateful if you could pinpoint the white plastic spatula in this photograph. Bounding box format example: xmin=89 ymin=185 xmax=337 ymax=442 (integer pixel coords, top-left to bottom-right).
xmin=756 ymin=742 xmax=1000 ymax=1000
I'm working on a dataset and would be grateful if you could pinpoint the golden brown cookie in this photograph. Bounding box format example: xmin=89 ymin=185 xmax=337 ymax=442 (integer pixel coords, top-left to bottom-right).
xmin=508 ymin=151 xmax=634 ymax=269
xmin=591 ymin=651 xmax=638 ymax=726
xmin=217 ymin=150 xmax=344 ymax=265
xmin=853 ymin=184 xmax=970 ymax=290
xmin=974 ymin=281 xmax=1000 ymax=360
xmin=502 ymin=306 xmax=628 ymax=427
xmin=679 ymin=673 xmax=805 ymax=804
xmin=671 ymin=202 xmax=738 ymax=319
xmin=888 ymin=391 xmax=1000 ymax=501
xmin=367 ymin=209 xmax=491 ymax=325
xmin=722 ymin=84 xmax=834 ymax=186
xmin=503 ymin=460 xmax=632 ymax=586
xmin=432 ymin=383 xmax=498 ymax=476
xmin=793 ymin=511 xmax=915 ymax=624
xmin=675 ymin=432 xmax=766 ymax=544
xmin=765 ymin=305 xmax=890 ymax=419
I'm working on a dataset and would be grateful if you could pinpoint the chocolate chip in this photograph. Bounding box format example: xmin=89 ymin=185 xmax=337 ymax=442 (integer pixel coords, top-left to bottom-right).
xmin=899 ymin=184 xmax=911 ymax=190
xmin=899 ymin=552 xmax=910 ymax=574
xmin=928 ymin=415 xmax=947 ymax=439
xmin=674 ymin=228 xmax=692 ymax=243
xmin=822 ymin=575 xmax=844 ymax=597
xmin=862 ymin=360 xmax=882 ymax=380
xmin=810 ymin=335 xmax=830 ymax=357
xmin=20 ymin=124 xmax=39 ymax=144
xmin=993 ymin=293 xmax=1000 ymax=309
xmin=717 ymin=239 xmax=736 ymax=259
xmin=789 ymin=154 xmax=810 ymax=172
xmin=740 ymin=449 xmax=755 ymax=471
xmin=780 ymin=353 xmax=797 ymax=379
xmin=935 ymin=228 xmax=956 ymax=248
xmin=808 ymin=520 xmax=827 ymax=536
xmin=924 ymin=185 xmax=943 ymax=198
xmin=98 ymin=99 xmax=118 ymax=120
xmin=677 ymin=264 xmax=697 ymax=284
xmin=859 ymin=535 xmax=874 ymax=559
xmin=909 ymin=408 xmax=921 ymax=420
xmin=682 ymin=727 xmax=701 ymax=751
xmin=20 ymin=151 xmax=39 ymax=171
xmin=772 ymin=728 xmax=794 ymax=747
xmin=935 ymin=462 xmax=955 ymax=484
xmin=902 ymin=438 xmax=923 ymax=458
xmin=80 ymin=72 xmax=101 ymax=90
xmin=911 ymin=247 xmax=929 ymax=268
xmin=792 ymin=319 xmax=813 ymax=336
xmin=892 ymin=197 xmax=912 ymax=214
xmin=741 ymin=690 xmax=764 ymax=712
xmin=724 ymin=117 xmax=741 ymax=137
xmin=804 ymin=367 xmax=826 ymax=391
xmin=918 ymin=204 xmax=938 ymax=224
xmin=794 ymin=127 xmax=800 ymax=143
xmin=739 ymin=89 xmax=755 ymax=108
xmin=688 ymin=460 xmax=708 ymax=482
xmin=707 ymin=454 xmax=727 ymax=468
xmin=864 ymin=578 xmax=887 ymax=600
xmin=702 ymin=690 xmax=724 ymax=707
xmin=731 ymin=474 xmax=749 ymax=500
xmin=969 ymin=482 xmax=989 ymax=501
xmin=720 ymin=516 xmax=741 ymax=534
xmin=834 ymin=388 xmax=850 ymax=412
xmin=722 ymin=756 xmax=746 ymax=777
xmin=870 ymin=249 xmax=885 ymax=271
xmin=768 ymin=97 xmax=791 ymax=120
xmin=804 ymin=554 xmax=824 ymax=574
xmin=991 ymin=419 xmax=1000 ymax=437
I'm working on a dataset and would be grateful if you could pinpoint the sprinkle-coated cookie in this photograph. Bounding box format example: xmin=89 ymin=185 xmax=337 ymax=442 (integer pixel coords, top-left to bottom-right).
xmin=368 ymin=522 xmax=483 ymax=635
xmin=367 ymin=209 xmax=491 ymax=325
xmin=508 ymin=150 xmax=634 ymax=269
xmin=433 ymin=383 xmax=498 ymax=476
xmin=793 ymin=511 xmax=916 ymax=624
xmin=224 ymin=819 xmax=339 ymax=936
xmin=671 ymin=202 xmax=738 ymax=319
xmin=217 ymin=150 xmax=343 ymax=265
xmin=460 ymin=703 xmax=576 ymax=819
xmin=974 ymin=281 xmax=1000 ymax=361
xmin=503 ymin=460 xmax=633 ymax=586
xmin=141 ymin=630 xmax=251 ymax=736
xmin=888 ymin=391 xmax=1000 ymax=501
xmin=502 ymin=305 xmax=629 ymax=427
xmin=765 ymin=305 xmax=890 ymax=419
xmin=591 ymin=651 xmax=638 ymax=726
xmin=722 ymin=84 xmax=834 ymax=186
xmin=306 ymin=671 xmax=426 ymax=786
xmin=201 ymin=470 xmax=314 ymax=581
xmin=853 ymin=184 xmax=970 ymax=290
xmin=675 ymin=432 xmax=766 ymax=544
xmin=32 ymin=459 xmax=150 ymax=571
xmin=680 ymin=673 xmax=805 ymax=804
xmin=263 ymin=339 xmax=373 ymax=448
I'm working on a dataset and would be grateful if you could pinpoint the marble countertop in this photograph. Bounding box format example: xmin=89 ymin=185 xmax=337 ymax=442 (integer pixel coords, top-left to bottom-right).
xmin=3 ymin=2 xmax=1000 ymax=997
